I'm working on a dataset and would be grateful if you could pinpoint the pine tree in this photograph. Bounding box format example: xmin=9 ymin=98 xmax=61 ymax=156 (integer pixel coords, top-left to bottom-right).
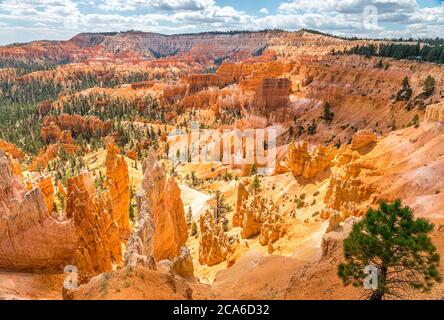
xmin=190 ymin=170 xmax=199 ymax=187
xmin=423 ymin=75 xmax=436 ymax=95
xmin=338 ymin=200 xmax=441 ymax=300
xmin=186 ymin=207 xmax=193 ymax=225
xmin=321 ymin=102 xmax=334 ymax=122
xmin=213 ymin=190 xmax=231 ymax=221
xmin=251 ymin=174 xmax=261 ymax=193
xmin=190 ymin=221 xmax=198 ymax=237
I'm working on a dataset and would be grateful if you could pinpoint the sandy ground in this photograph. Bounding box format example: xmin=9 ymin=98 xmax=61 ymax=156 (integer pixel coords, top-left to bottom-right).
xmin=179 ymin=184 xmax=212 ymax=219
xmin=0 ymin=271 xmax=64 ymax=300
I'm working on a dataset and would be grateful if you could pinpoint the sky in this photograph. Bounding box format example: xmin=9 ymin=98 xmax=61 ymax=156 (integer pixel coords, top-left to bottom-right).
xmin=0 ymin=0 xmax=443 ymax=45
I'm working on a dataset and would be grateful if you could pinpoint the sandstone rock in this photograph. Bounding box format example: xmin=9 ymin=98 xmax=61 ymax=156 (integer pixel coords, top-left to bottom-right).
xmin=234 ymin=181 xmax=249 ymax=226
xmin=0 ymin=139 xmax=25 ymax=160
xmin=40 ymin=122 xmax=63 ymax=143
xmin=105 ymin=141 xmax=130 ymax=240
xmin=251 ymin=77 xmax=290 ymax=116
xmin=425 ymin=102 xmax=444 ymax=123
xmin=39 ymin=101 xmax=52 ymax=116
xmin=135 ymin=152 xmax=188 ymax=262
xmin=66 ymin=173 xmax=122 ymax=283
xmin=287 ymin=140 xmax=337 ymax=179
xmin=124 ymin=200 xmax=156 ymax=270
xmin=42 ymin=114 xmax=112 ymax=139
xmin=321 ymin=159 xmax=374 ymax=230
xmin=351 ymin=130 xmax=377 ymax=150
xmin=172 ymin=246 xmax=194 ymax=278
xmin=324 ymin=161 xmax=373 ymax=212
xmin=57 ymin=180 xmax=67 ymax=199
xmin=38 ymin=176 xmax=54 ymax=214
xmin=199 ymin=210 xmax=232 ymax=266
xmin=29 ymin=143 xmax=78 ymax=172
xmin=325 ymin=212 xmax=342 ymax=233
xmin=234 ymin=188 xmax=287 ymax=247
xmin=9 ymin=157 xmax=22 ymax=178
xmin=0 ymin=150 xmax=77 ymax=271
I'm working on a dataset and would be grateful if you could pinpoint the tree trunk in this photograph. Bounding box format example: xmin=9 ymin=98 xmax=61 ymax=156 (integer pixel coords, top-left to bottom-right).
xmin=369 ymin=265 xmax=387 ymax=300
xmin=369 ymin=290 xmax=384 ymax=300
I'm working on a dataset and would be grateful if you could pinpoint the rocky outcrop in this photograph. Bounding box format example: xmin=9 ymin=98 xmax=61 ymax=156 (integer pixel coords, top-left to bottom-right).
xmin=29 ymin=144 xmax=78 ymax=172
xmin=234 ymin=186 xmax=286 ymax=251
xmin=105 ymin=141 xmax=130 ymax=239
xmin=42 ymin=114 xmax=112 ymax=139
xmin=57 ymin=180 xmax=67 ymax=199
xmin=0 ymin=150 xmax=77 ymax=271
xmin=172 ymin=246 xmax=194 ymax=278
xmin=0 ymin=139 xmax=25 ymax=160
xmin=199 ymin=210 xmax=233 ymax=266
xmin=234 ymin=181 xmax=250 ymax=226
xmin=40 ymin=122 xmax=74 ymax=144
xmin=321 ymin=160 xmax=373 ymax=227
xmin=38 ymin=176 xmax=55 ymax=214
xmin=251 ymin=78 xmax=290 ymax=115
xmin=351 ymin=130 xmax=377 ymax=150
xmin=287 ymin=141 xmax=337 ymax=179
xmin=136 ymin=152 xmax=188 ymax=262
xmin=425 ymin=102 xmax=444 ymax=123
xmin=66 ymin=173 xmax=122 ymax=283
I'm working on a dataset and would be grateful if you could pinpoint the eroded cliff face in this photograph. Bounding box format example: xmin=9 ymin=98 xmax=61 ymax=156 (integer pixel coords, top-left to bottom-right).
xmin=0 ymin=143 xmax=132 ymax=283
xmin=29 ymin=143 xmax=78 ymax=172
xmin=250 ymin=78 xmax=291 ymax=116
xmin=42 ymin=114 xmax=112 ymax=141
xmin=66 ymin=173 xmax=122 ymax=283
xmin=0 ymin=150 xmax=77 ymax=271
xmin=287 ymin=141 xmax=337 ymax=179
xmin=105 ymin=141 xmax=130 ymax=240
xmin=136 ymin=152 xmax=188 ymax=262
xmin=350 ymin=130 xmax=377 ymax=150
xmin=425 ymin=102 xmax=444 ymax=123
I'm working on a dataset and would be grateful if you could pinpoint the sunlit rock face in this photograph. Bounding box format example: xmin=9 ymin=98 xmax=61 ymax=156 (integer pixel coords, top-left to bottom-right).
xmin=425 ymin=102 xmax=444 ymax=123
xmin=136 ymin=151 xmax=188 ymax=262
xmin=287 ymin=141 xmax=337 ymax=179
xmin=67 ymin=173 xmax=121 ymax=283
xmin=105 ymin=141 xmax=131 ymax=240
xmin=0 ymin=150 xmax=76 ymax=271
xmin=250 ymin=77 xmax=291 ymax=115
xmin=234 ymin=182 xmax=287 ymax=252
xmin=350 ymin=130 xmax=377 ymax=150
xmin=199 ymin=210 xmax=232 ymax=266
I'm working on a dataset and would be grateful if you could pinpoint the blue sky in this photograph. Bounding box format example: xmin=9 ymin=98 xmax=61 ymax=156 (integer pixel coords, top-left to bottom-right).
xmin=0 ymin=0 xmax=443 ymax=45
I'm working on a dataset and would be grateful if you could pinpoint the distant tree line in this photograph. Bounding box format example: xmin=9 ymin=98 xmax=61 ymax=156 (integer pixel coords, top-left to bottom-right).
xmin=346 ymin=43 xmax=444 ymax=64
xmin=0 ymin=69 xmax=151 ymax=104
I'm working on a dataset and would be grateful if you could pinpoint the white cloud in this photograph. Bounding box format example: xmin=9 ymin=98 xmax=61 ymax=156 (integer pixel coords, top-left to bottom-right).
xmin=99 ymin=0 xmax=216 ymax=11
xmin=0 ymin=0 xmax=443 ymax=45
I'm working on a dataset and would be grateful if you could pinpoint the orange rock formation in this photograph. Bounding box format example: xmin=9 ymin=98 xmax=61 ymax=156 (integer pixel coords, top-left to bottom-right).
xmin=0 ymin=150 xmax=77 ymax=271
xmin=105 ymin=141 xmax=130 ymax=239
xmin=287 ymin=141 xmax=337 ymax=179
xmin=66 ymin=173 xmax=122 ymax=283
xmin=0 ymin=139 xmax=25 ymax=160
xmin=137 ymin=152 xmax=188 ymax=261
xmin=199 ymin=210 xmax=234 ymax=266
